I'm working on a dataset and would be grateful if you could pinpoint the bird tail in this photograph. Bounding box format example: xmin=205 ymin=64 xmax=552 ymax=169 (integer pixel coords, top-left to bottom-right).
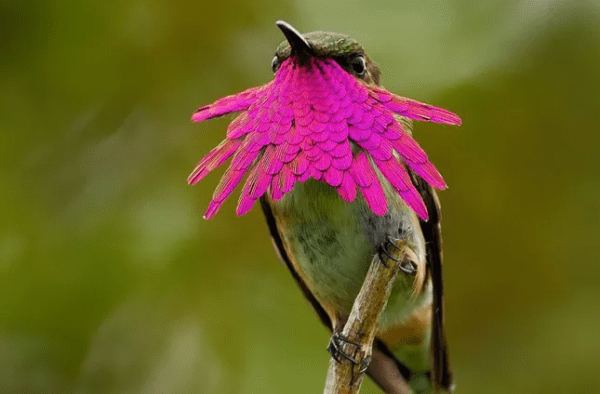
xmin=368 ymin=335 xmax=453 ymax=394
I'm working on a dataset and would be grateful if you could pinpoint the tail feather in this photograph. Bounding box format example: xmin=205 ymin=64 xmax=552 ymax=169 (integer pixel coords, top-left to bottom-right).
xmin=411 ymin=173 xmax=453 ymax=392
xmin=367 ymin=339 xmax=413 ymax=394
xmin=369 ymin=335 xmax=453 ymax=393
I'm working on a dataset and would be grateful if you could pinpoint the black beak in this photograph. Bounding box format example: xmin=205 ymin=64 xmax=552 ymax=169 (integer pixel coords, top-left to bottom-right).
xmin=276 ymin=20 xmax=313 ymax=57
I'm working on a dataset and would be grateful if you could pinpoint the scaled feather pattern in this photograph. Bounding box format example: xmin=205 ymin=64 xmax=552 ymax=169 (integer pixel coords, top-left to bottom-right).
xmin=189 ymin=57 xmax=461 ymax=220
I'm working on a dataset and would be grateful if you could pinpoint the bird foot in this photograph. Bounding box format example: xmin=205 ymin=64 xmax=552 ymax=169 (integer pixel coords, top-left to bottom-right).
xmin=377 ymin=236 xmax=417 ymax=275
xmin=328 ymin=332 xmax=359 ymax=364
xmin=327 ymin=333 xmax=371 ymax=373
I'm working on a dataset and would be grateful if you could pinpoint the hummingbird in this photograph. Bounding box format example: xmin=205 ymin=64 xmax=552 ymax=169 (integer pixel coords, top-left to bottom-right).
xmin=188 ymin=21 xmax=461 ymax=393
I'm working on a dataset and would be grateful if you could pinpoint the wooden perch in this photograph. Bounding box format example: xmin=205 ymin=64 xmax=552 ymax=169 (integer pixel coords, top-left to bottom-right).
xmin=323 ymin=239 xmax=415 ymax=394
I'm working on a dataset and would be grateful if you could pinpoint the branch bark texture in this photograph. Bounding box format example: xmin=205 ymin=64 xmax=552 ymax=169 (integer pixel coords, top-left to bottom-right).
xmin=323 ymin=239 xmax=414 ymax=394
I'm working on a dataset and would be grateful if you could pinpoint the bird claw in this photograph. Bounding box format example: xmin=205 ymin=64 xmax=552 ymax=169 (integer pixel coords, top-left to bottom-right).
xmin=359 ymin=357 xmax=371 ymax=373
xmin=386 ymin=236 xmax=402 ymax=250
xmin=327 ymin=333 xmax=360 ymax=365
xmin=377 ymin=237 xmax=401 ymax=267
xmin=377 ymin=247 xmax=397 ymax=267
xmin=378 ymin=237 xmax=417 ymax=276
xmin=399 ymin=260 xmax=417 ymax=275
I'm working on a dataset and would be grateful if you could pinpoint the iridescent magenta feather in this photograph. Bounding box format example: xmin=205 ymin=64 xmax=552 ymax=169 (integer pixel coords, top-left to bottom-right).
xmin=189 ymin=57 xmax=461 ymax=220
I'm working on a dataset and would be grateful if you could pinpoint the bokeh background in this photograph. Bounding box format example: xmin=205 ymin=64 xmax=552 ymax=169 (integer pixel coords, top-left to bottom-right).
xmin=2 ymin=0 xmax=600 ymax=393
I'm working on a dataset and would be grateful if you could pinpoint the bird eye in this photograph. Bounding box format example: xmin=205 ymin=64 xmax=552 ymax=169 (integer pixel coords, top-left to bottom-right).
xmin=271 ymin=55 xmax=280 ymax=73
xmin=350 ymin=55 xmax=366 ymax=76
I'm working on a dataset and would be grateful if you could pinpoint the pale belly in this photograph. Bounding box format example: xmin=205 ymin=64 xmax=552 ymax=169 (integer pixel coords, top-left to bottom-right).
xmin=268 ymin=179 xmax=431 ymax=331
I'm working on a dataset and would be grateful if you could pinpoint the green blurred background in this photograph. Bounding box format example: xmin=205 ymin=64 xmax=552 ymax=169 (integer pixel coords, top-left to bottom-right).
xmin=2 ymin=0 xmax=600 ymax=393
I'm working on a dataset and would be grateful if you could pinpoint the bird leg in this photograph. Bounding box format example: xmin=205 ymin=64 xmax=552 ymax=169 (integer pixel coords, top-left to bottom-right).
xmin=378 ymin=236 xmax=417 ymax=275
xmin=328 ymin=333 xmax=358 ymax=363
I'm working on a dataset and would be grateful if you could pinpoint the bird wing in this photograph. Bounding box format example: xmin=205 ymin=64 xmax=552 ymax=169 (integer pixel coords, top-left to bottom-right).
xmin=397 ymin=114 xmax=453 ymax=391
xmin=410 ymin=172 xmax=453 ymax=393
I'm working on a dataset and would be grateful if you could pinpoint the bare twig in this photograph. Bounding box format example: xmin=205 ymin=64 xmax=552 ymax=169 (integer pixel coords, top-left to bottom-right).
xmin=323 ymin=239 xmax=414 ymax=394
